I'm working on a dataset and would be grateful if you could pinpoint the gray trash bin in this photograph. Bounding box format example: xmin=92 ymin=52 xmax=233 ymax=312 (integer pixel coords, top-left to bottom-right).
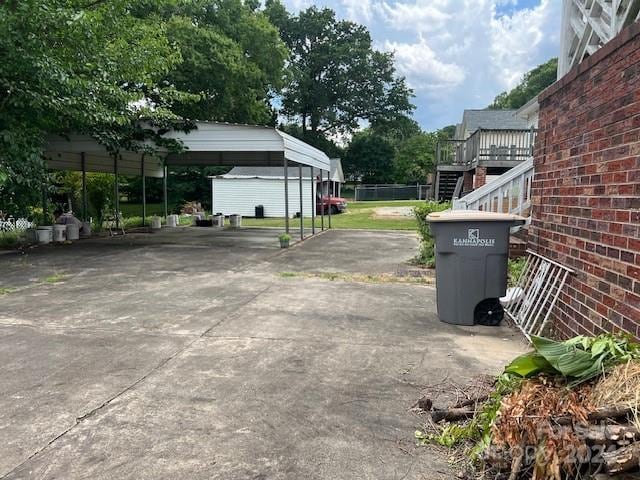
xmin=426 ymin=210 xmax=525 ymax=326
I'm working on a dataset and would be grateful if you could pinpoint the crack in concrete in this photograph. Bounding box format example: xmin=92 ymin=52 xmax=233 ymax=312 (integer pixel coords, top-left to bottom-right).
xmin=0 ymin=283 xmax=274 ymax=480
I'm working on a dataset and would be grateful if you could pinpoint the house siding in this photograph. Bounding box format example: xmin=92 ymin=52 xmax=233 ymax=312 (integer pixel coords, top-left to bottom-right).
xmin=211 ymin=178 xmax=315 ymax=218
xmin=530 ymin=22 xmax=640 ymax=340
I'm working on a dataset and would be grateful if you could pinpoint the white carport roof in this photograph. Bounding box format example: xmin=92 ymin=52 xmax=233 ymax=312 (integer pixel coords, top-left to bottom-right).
xmin=44 ymin=122 xmax=332 ymax=178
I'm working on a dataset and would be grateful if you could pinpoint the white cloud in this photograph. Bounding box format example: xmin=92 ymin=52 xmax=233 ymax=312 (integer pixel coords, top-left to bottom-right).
xmin=341 ymin=0 xmax=373 ymax=22
xmin=489 ymin=0 xmax=561 ymax=89
xmin=372 ymin=0 xmax=561 ymax=127
xmin=384 ymin=37 xmax=466 ymax=92
xmin=279 ymin=0 xmax=561 ymax=129
xmin=375 ymin=1 xmax=451 ymax=33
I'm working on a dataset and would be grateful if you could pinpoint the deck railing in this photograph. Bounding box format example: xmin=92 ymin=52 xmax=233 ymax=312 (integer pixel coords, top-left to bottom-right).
xmin=452 ymin=157 xmax=534 ymax=218
xmin=437 ymin=128 xmax=537 ymax=168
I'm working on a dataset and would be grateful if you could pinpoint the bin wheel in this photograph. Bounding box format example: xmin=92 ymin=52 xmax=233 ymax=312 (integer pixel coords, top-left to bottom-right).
xmin=474 ymin=299 xmax=504 ymax=326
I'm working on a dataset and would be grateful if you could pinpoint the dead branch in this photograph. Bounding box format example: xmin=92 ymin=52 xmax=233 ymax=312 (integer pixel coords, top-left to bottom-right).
xmin=431 ymin=408 xmax=475 ymax=423
xmin=602 ymin=442 xmax=640 ymax=475
xmin=452 ymin=394 xmax=489 ymax=409
xmin=574 ymin=424 xmax=640 ymax=445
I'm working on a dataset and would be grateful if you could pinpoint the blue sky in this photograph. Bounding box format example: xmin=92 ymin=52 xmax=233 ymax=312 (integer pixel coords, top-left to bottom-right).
xmin=281 ymin=0 xmax=562 ymax=131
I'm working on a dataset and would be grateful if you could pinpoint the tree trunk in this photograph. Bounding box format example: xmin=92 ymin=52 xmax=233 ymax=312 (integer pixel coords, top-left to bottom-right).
xmin=310 ymin=112 xmax=319 ymax=135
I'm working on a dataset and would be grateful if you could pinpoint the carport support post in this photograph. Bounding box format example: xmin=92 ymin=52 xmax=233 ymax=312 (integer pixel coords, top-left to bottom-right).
xmin=298 ymin=163 xmax=304 ymax=240
xmin=141 ymin=154 xmax=146 ymax=227
xmin=320 ymin=172 xmax=324 ymax=231
xmin=81 ymin=152 xmax=87 ymax=221
xmin=326 ymin=170 xmax=332 ymax=228
xmin=283 ymin=157 xmax=289 ymax=234
xmin=310 ymin=166 xmax=315 ymax=235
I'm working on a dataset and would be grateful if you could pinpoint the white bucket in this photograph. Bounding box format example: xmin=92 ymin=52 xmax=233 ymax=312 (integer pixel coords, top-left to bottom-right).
xmin=36 ymin=226 xmax=52 ymax=244
xmin=167 ymin=214 xmax=178 ymax=228
xmin=213 ymin=214 xmax=224 ymax=228
xmin=151 ymin=217 xmax=162 ymax=229
xmin=80 ymin=221 xmax=92 ymax=237
xmin=53 ymin=224 xmax=66 ymax=242
xmin=66 ymin=224 xmax=80 ymax=241
xmin=229 ymin=214 xmax=242 ymax=228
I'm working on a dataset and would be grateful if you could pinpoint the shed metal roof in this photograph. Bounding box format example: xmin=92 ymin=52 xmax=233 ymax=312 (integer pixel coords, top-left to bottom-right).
xmin=218 ymin=166 xmax=313 ymax=180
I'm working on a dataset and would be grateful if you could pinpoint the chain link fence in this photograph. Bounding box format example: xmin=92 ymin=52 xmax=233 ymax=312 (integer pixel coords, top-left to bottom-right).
xmin=354 ymin=184 xmax=432 ymax=201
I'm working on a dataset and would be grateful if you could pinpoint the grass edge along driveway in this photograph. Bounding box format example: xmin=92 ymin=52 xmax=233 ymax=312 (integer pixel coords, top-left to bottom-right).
xmin=119 ymin=200 xmax=422 ymax=231
xmin=242 ymin=200 xmax=421 ymax=231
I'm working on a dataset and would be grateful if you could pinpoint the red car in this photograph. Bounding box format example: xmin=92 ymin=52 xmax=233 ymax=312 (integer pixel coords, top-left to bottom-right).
xmin=316 ymin=195 xmax=347 ymax=215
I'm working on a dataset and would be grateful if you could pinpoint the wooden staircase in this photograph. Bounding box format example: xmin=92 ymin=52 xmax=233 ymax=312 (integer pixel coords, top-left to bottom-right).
xmin=435 ymin=171 xmax=462 ymax=202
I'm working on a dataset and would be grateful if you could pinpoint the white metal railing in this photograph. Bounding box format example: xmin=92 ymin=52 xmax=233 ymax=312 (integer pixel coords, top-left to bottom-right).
xmin=503 ymin=250 xmax=574 ymax=342
xmin=452 ymin=157 xmax=534 ymax=218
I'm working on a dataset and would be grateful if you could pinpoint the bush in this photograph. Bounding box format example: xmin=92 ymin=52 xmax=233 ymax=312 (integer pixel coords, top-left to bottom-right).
xmin=507 ymin=257 xmax=527 ymax=287
xmin=413 ymin=200 xmax=451 ymax=267
xmin=0 ymin=230 xmax=23 ymax=249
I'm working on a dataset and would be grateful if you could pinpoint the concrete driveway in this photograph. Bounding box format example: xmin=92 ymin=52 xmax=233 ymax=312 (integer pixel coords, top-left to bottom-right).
xmin=0 ymin=228 xmax=524 ymax=479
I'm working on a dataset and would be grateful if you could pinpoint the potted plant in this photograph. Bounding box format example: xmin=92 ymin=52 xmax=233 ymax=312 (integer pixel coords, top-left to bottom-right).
xmin=278 ymin=233 xmax=291 ymax=248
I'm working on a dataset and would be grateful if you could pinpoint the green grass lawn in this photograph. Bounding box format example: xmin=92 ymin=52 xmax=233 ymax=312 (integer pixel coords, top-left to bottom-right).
xmin=242 ymin=200 xmax=422 ymax=230
xmin=118 ymin=200 xmax=423 ymax=231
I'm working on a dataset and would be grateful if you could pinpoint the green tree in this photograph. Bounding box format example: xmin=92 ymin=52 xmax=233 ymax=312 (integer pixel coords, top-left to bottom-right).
xmin=371 ymin=115 xmax=422 ymax=148
xmin=343 ymin=132 xmax=395 ymax=183
xmin=438 ymin=124 xmax=456 ymax=140
xmin=133 ymin=0 xmax=288 ymax=125
xmin=489 ymin=58 xmax=558 ymax=110
xmin=265 ymin=1 xmax=414 ymax=139
xmin=393 ymin=133 xmax=438 ymax=184
xmin=278 ymin=123 xmax=344 ymax=159
xmin=0 ymin=0 xmax=181 ymax=215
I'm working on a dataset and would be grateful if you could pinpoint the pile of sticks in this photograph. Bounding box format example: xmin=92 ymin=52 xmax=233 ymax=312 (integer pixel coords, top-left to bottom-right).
xmin=420 ymin=396 xmax=640 ymax=478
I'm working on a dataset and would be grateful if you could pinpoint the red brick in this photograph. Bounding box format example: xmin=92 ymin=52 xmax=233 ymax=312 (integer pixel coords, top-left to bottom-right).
xmin=529 ymin=25 xmax=640 ymax=340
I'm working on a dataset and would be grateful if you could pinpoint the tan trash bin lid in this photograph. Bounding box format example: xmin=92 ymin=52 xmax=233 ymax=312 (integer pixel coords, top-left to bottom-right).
xmin=426 ymin=210 xmax=526 ymax=223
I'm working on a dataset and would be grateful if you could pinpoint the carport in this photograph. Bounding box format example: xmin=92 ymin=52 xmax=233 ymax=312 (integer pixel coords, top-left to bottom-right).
xmin=44 ymin=122 xmax=333 ymax=240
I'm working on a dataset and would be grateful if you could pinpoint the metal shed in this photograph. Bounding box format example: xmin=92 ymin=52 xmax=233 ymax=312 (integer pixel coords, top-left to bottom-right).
xmin=210 ymin=167 xmax=316 ymax=218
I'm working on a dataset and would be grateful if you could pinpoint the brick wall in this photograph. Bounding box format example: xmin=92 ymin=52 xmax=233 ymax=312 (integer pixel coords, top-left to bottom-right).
xmin=463 ymin=170 xmax=474 ymax=192
xmin=530 ymin=22 xmax=640 ymax=340
xmin=474 ymin=166 xmax=487 ymax=189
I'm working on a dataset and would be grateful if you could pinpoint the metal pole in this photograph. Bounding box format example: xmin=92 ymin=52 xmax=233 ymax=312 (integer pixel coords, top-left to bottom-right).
xmin=320 ymin=171 xmax=325 ymax=231
xmin=327 ymin=169 xmax=331 ymax=228
xmin=310 ymin=166 xmax=315 ymax=235
xmin=299 ymin=163 xmax=304 ymax=240
xmin=141 ymin=154 xmax=146 ymax=227
xmin=284 ymin=157 xmax=289 ymax=234
xmin=163 ymin=162 xmax=168 ymax=219
xmin=81 ymin=152 xmax=87 ymax=221
xmin=114 ymin=154 xmax=120 ymax=229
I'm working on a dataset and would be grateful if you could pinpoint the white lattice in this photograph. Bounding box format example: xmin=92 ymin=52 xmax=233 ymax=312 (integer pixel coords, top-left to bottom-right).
xmin=0 ymin=218 xmax=34 ymax=232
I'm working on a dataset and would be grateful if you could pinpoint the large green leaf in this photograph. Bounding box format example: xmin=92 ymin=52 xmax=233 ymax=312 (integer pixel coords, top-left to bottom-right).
xmin=504 ymin=352 xmax=553 ymax=377
xmin=531 ymin=336 xmax=596 ymax=377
